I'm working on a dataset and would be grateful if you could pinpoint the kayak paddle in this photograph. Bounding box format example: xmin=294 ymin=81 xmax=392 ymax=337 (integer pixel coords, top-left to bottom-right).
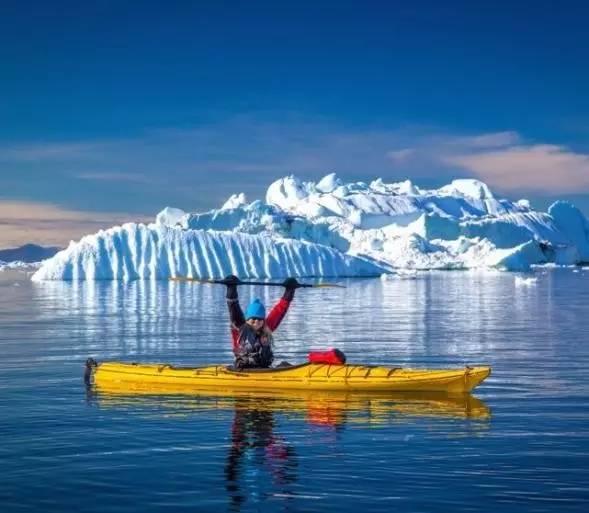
xmin=170 ymin=276 xmax=345 ymax=288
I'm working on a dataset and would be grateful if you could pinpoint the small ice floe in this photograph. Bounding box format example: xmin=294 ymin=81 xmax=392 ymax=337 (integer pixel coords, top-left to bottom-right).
xmin=397 ymin=269 xmax=418 ymax=279
xmin=380 ymin=269 xmax=418 ymax=281
xmin=515 ymin=275 xmax=538 ymax=287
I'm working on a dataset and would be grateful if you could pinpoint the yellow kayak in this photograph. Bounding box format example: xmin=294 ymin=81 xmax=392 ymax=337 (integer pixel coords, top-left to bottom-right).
xmin=90 ymin=361 xmax=491 ymax=393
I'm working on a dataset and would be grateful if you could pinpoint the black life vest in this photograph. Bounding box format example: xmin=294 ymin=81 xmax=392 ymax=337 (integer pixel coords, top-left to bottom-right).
xmin=234 ymin=325 xmax=274 ymax=369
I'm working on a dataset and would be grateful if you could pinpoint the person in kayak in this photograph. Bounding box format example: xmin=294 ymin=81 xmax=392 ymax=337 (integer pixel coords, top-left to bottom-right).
xmin=225 ymin=275 xmax=299 ymax=370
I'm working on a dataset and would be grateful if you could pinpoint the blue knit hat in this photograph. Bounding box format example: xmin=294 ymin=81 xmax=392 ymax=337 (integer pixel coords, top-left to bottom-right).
xmin=245 ymin=299 xmax=266 ymax=320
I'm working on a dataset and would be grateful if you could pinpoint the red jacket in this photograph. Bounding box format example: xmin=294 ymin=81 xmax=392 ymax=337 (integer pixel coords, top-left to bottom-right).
xmin=228 ymin=298 xmax=292 ymax=352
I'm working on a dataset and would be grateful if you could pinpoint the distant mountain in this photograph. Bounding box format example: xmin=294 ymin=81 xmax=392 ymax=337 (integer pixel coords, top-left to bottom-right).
xmin=0 ymin=244 xmax=61 ymax=263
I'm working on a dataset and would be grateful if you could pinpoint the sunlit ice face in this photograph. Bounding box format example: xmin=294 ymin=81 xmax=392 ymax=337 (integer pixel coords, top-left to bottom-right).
xmin=246 ymin=317 xmax=265 ymax=330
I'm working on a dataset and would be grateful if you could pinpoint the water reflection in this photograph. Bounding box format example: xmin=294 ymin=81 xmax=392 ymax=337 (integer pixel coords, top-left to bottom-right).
xmin=225 ymin=399 xmax=298 ymax=511
xmin=31 ymin=279 xmax=232 ymax=359
xmin=87 ymin=387 xmax=490 ymax=508
xmin=89 ymin=386 xmax=491 ymax=424
xmin=29 ymin=272 xmax=523 ymax=364
xmin=87 ymin=386 xmax=490 ymax=508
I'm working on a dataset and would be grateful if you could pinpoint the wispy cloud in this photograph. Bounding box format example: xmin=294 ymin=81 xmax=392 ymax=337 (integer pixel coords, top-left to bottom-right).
xmin=1 ymin=118 xmax=588 ymax=211
xmin=76 ymin=172 xmax=154 ymax=184
xmin=380 ymin=131 xmax=589 ymax=194
xmin=1 ymin=120 xmax=589 ymax=248
xmin=449 ymin=131 xmax=522 ymax=149
xmin=386 ymin=148 xmax=416 ymax=164
xmin=444 ymin=144 xmax=589 ymax=193
xmin=0 ymin=142 xmax=102 ymax=162
xmin=0 ymin=200 xmax=151 ymax=248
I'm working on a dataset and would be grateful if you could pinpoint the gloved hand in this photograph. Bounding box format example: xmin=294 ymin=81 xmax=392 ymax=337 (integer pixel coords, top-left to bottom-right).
xmin=224 ymin=275 xmax=240 ymax=300
xmin=282 ymin=277 xmax=300 ymax=289
xmin=282 ymin=277 xmax=299 ymax=301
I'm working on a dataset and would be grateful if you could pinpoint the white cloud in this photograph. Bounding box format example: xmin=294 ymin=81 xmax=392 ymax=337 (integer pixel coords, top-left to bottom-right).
xmin=2 ymin=118 xmax=588 ymax=247
xmin=0 ymin=142 xmax=101 ymax=162
xmin=444 ymin=144 xmax=589 ymax=193
xmin=76 ymin=172 xmax=153 ymax=184
xmin=1 ymin=119 xmax=588 ymax=202
xmin=386 ymin=148 xmax=416 ymax=164
xmin=450 ymin=131 xmax=522 ymax=149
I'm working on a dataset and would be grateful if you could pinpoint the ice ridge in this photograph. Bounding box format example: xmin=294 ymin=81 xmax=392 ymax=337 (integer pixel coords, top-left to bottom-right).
xmin=32 ymin=223 xmax=384 ymax=281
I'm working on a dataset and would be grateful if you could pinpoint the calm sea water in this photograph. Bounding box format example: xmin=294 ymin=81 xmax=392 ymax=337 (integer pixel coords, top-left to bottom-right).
xmin=1 ymin=269 xmax=588 ymax=512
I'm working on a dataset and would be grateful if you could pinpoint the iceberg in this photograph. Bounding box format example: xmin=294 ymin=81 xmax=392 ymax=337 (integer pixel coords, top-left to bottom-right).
xmin=32 ymin=174 xmax=589 ymax=281
xmin=32 ymin=223 xmax=384 ymax=281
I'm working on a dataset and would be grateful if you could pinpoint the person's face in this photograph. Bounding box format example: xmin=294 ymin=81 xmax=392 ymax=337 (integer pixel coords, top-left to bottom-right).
xmin=246 ymin=317 xmax=265 ymax=330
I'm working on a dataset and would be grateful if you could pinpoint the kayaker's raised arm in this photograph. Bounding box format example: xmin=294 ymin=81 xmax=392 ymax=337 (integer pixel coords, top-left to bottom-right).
xmin=225 ymin=275 xmax=245 ymax=329
xmin=266 ymin=278 xmax=298 ymax=331
xmin=224 ymin=276 xmax=298 ymax=369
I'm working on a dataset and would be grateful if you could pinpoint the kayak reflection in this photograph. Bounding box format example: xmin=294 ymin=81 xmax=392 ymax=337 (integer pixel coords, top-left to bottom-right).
xmin=91 ymin=384 xmax=491 ymax=424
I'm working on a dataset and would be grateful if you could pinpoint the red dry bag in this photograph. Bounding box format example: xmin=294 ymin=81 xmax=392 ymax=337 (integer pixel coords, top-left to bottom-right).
xmin=307 ymin=348 xmax=346 ymax=365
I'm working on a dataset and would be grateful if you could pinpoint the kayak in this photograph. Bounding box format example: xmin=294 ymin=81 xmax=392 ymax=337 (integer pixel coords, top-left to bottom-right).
xmin=89 ymin=361 xmax=491 ymax=393
xmin=92 ymin=362 xmax=491 ymax=393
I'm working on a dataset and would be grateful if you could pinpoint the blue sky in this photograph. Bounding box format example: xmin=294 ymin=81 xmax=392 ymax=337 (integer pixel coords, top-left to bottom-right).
xmin=1 ymin=0 xmax=588 ymax=245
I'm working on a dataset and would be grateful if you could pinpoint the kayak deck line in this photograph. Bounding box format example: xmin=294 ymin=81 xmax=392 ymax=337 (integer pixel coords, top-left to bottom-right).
xmin=90 ymin=361 xmax=491 ymax=393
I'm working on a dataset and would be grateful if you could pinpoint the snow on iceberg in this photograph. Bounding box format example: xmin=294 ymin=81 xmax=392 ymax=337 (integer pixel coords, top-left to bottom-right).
xmin=263 ymin=174 xmax=589 ymax=271
xmin=33 ymin=173 xmax=589 ymax=281
xmin=548 ymin=201 xmax=589 ymax=261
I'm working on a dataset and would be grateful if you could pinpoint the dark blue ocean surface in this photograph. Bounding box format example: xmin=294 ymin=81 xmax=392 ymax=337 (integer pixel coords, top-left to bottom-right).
xmin=1 ymin=269 xmax=588 ymax=512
